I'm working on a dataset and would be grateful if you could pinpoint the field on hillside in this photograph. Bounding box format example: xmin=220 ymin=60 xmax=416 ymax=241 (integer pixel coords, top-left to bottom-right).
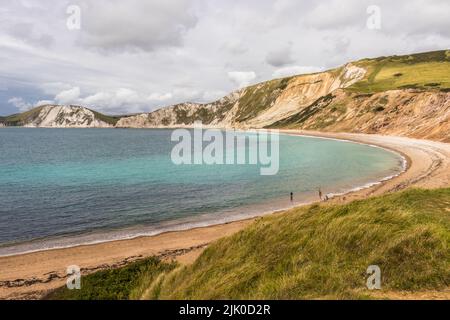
xmin=47 ymin=188 xmax=450 ymax=300
xmin=350 ymin=50 xmax=450 ymax=93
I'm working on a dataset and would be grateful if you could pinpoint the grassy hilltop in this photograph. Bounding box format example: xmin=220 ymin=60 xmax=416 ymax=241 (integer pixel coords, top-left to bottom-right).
xmin=47 ymin=188 xmax=450 ymax=300
xmin=349 ymin=50 xmax=450 ymax=93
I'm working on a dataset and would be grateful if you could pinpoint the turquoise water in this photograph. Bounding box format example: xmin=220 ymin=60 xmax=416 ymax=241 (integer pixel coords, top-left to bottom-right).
xmin=0 ymin=128 xmax=404 ymax=255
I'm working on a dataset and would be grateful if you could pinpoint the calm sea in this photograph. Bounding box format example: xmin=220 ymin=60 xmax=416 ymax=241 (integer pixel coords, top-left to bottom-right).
xmin=0 ymin=128 xmax=404 ymax=256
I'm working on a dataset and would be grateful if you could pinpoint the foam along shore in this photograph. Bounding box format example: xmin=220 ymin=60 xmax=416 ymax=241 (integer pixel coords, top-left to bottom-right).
xmin=1 ymin=131 xmax=450 ymax=299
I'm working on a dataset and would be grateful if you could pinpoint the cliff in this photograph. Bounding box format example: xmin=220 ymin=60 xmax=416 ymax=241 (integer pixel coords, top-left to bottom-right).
xmin=1 ymin=105 xmax=118 ymax=128
xmin=2 ymin=50 xmax=449 ymax=141
xmin=115 ymin=50 xmax=450 ymax=141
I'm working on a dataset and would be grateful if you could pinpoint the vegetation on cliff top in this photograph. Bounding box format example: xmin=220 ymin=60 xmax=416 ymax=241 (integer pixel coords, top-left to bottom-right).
xmin=0 ymin=106 xmax=45 ymax=126
xmin=349 ymin=50 xmax=450 ymax=93
xmin=90 ymin=109 xmax=122 ymax=125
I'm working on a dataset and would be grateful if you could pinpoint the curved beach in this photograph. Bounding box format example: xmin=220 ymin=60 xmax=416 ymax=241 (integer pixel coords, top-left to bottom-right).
xmin=1 ymin=131 xmax=450 ymax=299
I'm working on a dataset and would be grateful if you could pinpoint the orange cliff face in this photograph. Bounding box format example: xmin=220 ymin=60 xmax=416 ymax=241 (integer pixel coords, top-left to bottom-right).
xmin=274 ymin=89 xmax=450 ymax=143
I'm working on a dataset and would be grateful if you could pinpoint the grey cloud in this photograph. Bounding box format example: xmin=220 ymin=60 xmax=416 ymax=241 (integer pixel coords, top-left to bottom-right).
xmin=78 ymin=0 xmax=198 ymax=52
xmin=8 ymin=23 xmax=54 ymax=48
xmin=222 ymin=40 xmax=248 ymax=55
xmin=265 ymin=44 xmax=295 ymax=67
xmin=302 ymin=0 xmax=450 ymax=38
xmin=383 ymin=0 xmax=450 ymax=37
xmin=302 ymin=0 xmax=367 ymax=30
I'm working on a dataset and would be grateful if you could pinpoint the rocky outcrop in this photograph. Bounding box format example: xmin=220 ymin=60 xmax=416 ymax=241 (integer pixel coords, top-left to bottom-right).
xmin=23 ymin=105 xmax=113 ymax=128
xmin=116 ymin=92 xmax=242 ymax=128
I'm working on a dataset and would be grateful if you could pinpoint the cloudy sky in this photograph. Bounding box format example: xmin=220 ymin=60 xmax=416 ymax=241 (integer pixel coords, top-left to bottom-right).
xmin=1 ymin=0 xmax=449 ymax=115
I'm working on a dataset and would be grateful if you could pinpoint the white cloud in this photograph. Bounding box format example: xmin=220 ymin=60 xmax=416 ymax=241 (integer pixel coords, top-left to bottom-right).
xmin=272 ymin=66 xmax=324 ymax=78
xmin=202 ymin=90 xmax=228 ymax=102
xmin=8 ymin=97 xmax=53 ymax=112
xmin=266 ymin=43 xmax=295 ymax=67
xmin=148 ymin=92 xmax=173 ymax=101
xmin=227 ymin=71 xmax=257 ymax=88
xmin=40 ymin=82 xmax=73 ymax=96
xmin=49 ymin=87 xmax=176 ymax=113
xmin=8 ymin=97 xmax=32 ymax=112
xmin=35 ymin=99 xmax=54 ymax=106
xmin=54 ymin=87 xmax=81 ymax=105
xmin=303 ymin=0 xmax=365 ymax=30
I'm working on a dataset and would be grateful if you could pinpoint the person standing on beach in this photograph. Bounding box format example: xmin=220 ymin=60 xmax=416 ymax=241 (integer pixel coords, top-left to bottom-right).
xmin=290 ymin=192 xmax=293 ymax=202
xmin=318 ymin=188 xmax=322 ymax=200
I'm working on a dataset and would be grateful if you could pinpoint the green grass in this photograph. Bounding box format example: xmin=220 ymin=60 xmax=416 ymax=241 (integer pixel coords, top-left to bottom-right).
xmin=90 ymin=109 xmax=122 ymax=126
xmin=146 ymin=188 xmax=450 ymax=299
xmin=45 ymin=257 xmax=177 ymax=300
xmin=1 ymin=106 xmax=45 ymax=126
xmin=349 ymin=50 xmax=450 ymax=93
xmin=45 ymin=188 xmax=450 ymax=300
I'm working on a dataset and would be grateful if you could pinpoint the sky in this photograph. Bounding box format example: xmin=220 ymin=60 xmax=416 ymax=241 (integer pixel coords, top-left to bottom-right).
xmin=0 ymin=0 xmax=449 ymax=116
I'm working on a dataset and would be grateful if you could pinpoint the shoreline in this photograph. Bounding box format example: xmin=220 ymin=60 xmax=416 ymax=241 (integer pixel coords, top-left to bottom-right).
xmin=0 ymin=130 xmax=406 ymax=258
xmin=1 ymin=131 xmax=450 ymax=299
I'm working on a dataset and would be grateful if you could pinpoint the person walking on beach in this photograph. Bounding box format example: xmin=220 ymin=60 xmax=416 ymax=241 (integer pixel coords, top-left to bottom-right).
xmin=318 ymin=187 xmax=322 ymax=201
xmin=290 ymin=192 xmax=293 ymax=202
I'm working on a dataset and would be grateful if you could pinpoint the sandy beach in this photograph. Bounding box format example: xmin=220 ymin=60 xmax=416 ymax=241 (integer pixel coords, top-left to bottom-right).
xmin=1 ymin=130 xmax=450 ymax=299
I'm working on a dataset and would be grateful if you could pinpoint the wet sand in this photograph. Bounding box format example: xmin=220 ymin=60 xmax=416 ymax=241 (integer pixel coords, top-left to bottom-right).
xmin=1 ymin=131 xmax=450 ymax=299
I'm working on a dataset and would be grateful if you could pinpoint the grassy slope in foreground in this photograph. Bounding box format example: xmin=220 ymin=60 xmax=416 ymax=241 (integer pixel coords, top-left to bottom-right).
xmin=150 ymin=188 xmax=450 ymax=300
xmin=46 ymin=188 xmax=450 ymax=300
xmin=45 ymin=257 xmax=176 ymax=300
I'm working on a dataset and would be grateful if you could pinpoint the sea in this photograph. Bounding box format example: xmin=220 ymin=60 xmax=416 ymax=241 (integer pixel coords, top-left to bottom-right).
xmin=0 ymin=128 xmax=405 ymax=256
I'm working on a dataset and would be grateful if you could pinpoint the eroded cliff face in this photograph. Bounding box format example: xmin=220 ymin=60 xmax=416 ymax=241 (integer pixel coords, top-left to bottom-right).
xmin=116 ymin=64 xmax=366 ymax=129
xmin=24 ymin=105 xmax=113 ymax=128
xmin=275 ymin=89 xmax=450 ymax=142
xmin=116 ymin=92 xmax=241 ymax=128
xmin=240 ymin=64 xmax=366 ymax=128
